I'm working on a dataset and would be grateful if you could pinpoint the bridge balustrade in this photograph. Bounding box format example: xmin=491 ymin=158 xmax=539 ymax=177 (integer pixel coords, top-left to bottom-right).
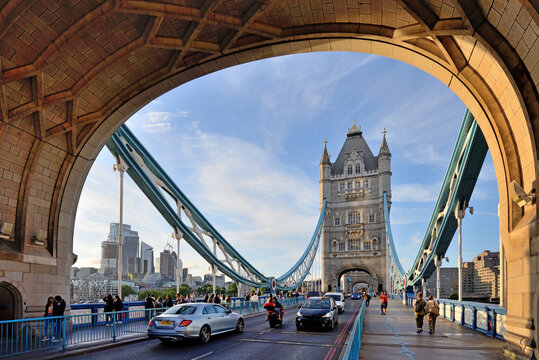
xmin=389 ymin=293 xmax=506 ymax=340
xmin=0 ymin=296 xmax=305 ymax=358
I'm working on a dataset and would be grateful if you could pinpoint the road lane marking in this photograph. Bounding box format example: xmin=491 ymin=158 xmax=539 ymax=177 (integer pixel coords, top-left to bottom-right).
xmin=239 ymin=338 xmax=339 ymax=347
xmin=191 ymin=351 xmax=213 ymax=360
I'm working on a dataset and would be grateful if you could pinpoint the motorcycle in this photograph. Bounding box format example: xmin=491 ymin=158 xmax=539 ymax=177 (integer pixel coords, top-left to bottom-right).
xmin=263 ymin=301 xmax=283 ymax=328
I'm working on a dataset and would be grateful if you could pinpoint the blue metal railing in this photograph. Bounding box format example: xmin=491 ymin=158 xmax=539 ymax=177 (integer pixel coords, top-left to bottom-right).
xmin=395 ymin=294 xmax=506 ymax=340
xmin=0 ymin=297 xmax=305 ymax=358
xmin=341 ymin=300 xmax=366 ymax=360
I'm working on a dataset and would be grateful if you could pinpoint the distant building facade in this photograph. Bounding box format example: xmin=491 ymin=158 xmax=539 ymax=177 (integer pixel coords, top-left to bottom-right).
xmin=140 ymin=241 xmax=154 ymax=274
xmin=321 ymin=122 xmax=391 ymax=293
xmin=160 ymin=249 xmax=178 ymax=280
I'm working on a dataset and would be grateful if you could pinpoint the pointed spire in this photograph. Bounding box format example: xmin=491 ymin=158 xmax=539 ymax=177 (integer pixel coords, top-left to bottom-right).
xmin=379 ymin=128 xmax=391 ymax=155
xmin=320 ymin=138 xmax=331 ymax=166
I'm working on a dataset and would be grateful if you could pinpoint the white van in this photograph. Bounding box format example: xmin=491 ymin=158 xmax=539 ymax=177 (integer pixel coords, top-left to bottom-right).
xmin=324 ymin=292 xmax=345 ymax=313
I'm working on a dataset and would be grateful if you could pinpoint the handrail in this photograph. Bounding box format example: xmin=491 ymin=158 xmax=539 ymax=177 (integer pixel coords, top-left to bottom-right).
xmin=341 ymin=300 xmax=366 ymax=360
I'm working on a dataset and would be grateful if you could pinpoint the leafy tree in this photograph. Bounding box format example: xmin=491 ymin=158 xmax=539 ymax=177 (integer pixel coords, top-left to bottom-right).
xmin=227 ymin=282 xmax=237 ymax=295
xmin=122 ymin=285 xmax=136 ymax=297
xmin=449 ymin=293 xmax=458 ymax=300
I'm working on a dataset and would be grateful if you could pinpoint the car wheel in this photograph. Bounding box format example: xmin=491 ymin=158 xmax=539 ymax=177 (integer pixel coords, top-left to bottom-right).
xmin=236 ymin=318 xmax=244 ymax=333
xmin=199 ymin=325 xmax=211 ymax=344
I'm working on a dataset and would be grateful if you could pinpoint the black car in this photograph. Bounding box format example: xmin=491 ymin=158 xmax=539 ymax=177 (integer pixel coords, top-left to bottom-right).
xmin=296 ymin=297 xmax=339 ymax=330
xmin=305 ymin=291 xmax=323 ymax=299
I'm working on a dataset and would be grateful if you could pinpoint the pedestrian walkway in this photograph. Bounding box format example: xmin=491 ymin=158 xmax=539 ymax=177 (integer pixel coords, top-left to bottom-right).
xmin=360 ymin=298 xmax=505 ymax=359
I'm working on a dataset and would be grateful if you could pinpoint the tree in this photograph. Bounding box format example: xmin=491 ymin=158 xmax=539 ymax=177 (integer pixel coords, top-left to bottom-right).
xmin=227 ymin=282 xmax=237 ymax=295
xmin=449 ymin=293 xmax=458 ymax=300
xmin=122 ymin=285 xmax=136 ymax=297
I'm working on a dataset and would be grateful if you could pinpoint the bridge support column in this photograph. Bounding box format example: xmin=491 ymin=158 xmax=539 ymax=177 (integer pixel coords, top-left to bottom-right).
xmin=434 ymin=256 xmax=441 ymax=299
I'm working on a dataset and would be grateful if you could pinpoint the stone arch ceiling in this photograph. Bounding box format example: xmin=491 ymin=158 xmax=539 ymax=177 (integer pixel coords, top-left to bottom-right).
xmin=0 ymin=0 xmax=537 ymax=255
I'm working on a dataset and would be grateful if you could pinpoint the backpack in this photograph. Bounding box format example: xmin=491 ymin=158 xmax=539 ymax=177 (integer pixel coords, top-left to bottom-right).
xmin=414 ymin=299 xmax=426 ymax=313
xmin=429 ymin=301 xmax=439 ymax=316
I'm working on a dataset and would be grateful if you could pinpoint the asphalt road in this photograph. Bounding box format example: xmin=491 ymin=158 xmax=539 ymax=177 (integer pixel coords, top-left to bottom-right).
xmin=64 ymin=299 xmax=363 ymax=360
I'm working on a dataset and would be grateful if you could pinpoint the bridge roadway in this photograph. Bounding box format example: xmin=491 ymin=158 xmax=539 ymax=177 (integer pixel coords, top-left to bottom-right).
xmin=361 ymin=298 xmax=505 ymax=359
xmin=59 ymin=300 xmax=363 ymax=360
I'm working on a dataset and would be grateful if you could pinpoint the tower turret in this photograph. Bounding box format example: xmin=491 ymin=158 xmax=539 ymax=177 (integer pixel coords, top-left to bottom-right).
xmin=319 ymin=138 xmax=332 ymax=206
xmin=378 ymin=128 xmax=391 ymax=197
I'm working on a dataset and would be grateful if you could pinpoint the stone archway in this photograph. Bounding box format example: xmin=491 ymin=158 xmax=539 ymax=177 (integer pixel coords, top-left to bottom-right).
xmin=0 ymin=2 xmax=537 ymax=358
xmin=335 ymin=265 xmax=380 ymax=293
xmin=0 ymin=282 xmax=23 ymax=321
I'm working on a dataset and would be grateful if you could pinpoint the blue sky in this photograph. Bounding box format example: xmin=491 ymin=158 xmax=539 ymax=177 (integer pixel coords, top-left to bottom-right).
xmin=73 ymin=51 xmax=500 ymax=278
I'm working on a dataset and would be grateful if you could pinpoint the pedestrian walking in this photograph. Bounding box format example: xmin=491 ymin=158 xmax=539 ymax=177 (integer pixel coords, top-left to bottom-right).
xmin=251 ymin=291 xmax=259 ymax=311
xmin=213 ymin=293 xmax=221 ymax=304
xmin=53 ymin=295 xmax=66 ymax=342
xmin=364 ymin=292 xmax=371 ymax=307
xmin=413 ymin=291 xmax=427 ymax=333
xmin=103 ymin=294 xmax=114 ymax=326
xmin=204 ymin=293 xmax=209 ymax=303
xmin=379 ymin=290 xmax=388 ymax=315
xmin=113 ymin=295 xmax=123 ymax=323
xmin=41 ymin=297 xmax=55 ymax=342
xmin=175 ymin=293 xmax=181 ymax=305
xmin=426 ymin=295 xmax=439 ymax=334
xmin=155 ymin=297 xmax=163 ymax=308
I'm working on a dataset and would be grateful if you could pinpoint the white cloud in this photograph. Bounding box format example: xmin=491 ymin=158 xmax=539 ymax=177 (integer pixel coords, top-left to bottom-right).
xmin=392 ymin=182 xmax=441 ymax=203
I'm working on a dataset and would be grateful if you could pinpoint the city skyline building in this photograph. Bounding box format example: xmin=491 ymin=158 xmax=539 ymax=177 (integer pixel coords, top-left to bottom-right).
xmin=140 ymin=241 xmax=155 ymax=274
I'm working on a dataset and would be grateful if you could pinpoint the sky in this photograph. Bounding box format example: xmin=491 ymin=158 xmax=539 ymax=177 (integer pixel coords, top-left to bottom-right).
xmin=73 ymin=51 xmax=500 ymax=279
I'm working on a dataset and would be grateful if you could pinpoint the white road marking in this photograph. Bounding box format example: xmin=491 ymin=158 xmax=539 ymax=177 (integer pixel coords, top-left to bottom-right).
xmin=191 ymin=351 xmax=214 ymax=360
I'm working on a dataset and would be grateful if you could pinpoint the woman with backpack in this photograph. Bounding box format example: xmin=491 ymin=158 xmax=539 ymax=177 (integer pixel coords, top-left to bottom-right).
xmin=413 ymin=291 xmax=427 ymax=333
xmin=425 ymin=295 xmax=439 ymax=334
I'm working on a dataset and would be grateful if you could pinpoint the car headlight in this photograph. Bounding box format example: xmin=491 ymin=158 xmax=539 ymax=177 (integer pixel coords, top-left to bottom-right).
xmin=323 ymin=312 xmax=332 ymax=318
xmin=296 ymin=311 xmax=302 ymax=317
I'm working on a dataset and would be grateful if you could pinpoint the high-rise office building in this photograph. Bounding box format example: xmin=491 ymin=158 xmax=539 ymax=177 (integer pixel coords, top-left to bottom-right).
xmin=140 ymin=241 xmax=154 ymax=274
xmin=160 ymin=249 xmax=178 ymax=280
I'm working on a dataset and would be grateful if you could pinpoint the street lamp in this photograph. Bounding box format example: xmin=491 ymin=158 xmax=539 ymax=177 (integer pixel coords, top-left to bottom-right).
xmin=113 ymin=158 xmax=127 ymax=299
xmin=455 ymin=200 xmax=473 ymax=302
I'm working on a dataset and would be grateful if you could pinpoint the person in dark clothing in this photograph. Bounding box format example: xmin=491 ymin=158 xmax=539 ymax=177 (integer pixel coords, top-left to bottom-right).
xmin=213 ymin=294 xmax=221 ymax=304
xmin=53 ymin=295 xmax=66 ymax=341
xmin=42 ymin=297 xmax=55 ymax=342
xmin=364 ymin=293 xmax=371 ymax=307
xmin=145 ymin=294 xmax=155 ymax=320
xmin=103 ymin=294 xmax=114 ymax=326
xmin=165 ymin=295 xmax=173 ymax=307
xmin=113 ymin=295 xmax=123 ymax=323
xmin=204 ymin=293 xmax=209 ymax=303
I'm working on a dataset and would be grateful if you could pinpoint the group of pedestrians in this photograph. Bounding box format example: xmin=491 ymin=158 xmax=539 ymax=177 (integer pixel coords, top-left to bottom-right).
xmin=42 ymin=295 xmax=66 ymax=342
xmin=103 ymin=294 xmax=124 ymax=325
xmin=373 ymin=289 xmax=440 ymax=334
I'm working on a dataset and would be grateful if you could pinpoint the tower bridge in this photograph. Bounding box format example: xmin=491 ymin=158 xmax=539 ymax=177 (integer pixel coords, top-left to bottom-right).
xmin=0 ymin=1 xmax=537 ymax=359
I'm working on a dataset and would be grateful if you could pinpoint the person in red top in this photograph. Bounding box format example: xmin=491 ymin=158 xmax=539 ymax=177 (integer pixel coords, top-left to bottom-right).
xmin=379 ymin=290 xmax=388 ymax=315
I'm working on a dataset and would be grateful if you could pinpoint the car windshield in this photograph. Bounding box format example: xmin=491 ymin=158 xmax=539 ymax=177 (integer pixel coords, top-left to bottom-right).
xmin=325 ymin=294 xmax=342 ymax=301
xmin=163 ymin=305 xmax=197 ymax=315
xmin=303 ymin=299 xmax=331 ymax=309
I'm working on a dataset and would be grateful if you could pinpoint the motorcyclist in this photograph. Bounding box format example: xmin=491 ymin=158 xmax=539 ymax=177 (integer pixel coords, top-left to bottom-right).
xmin=267 ymin=294 xmax=284 ymax=320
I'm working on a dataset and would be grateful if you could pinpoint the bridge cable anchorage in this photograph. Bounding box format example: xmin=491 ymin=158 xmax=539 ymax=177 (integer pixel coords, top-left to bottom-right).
xmin=403 ymin=110 xmax=488 ymax=288
xmin=106 ymin=124 xmax=326 ymax=290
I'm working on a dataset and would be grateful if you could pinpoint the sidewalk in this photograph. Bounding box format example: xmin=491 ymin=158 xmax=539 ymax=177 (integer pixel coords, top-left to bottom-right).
xmin=360 ymin=298 xmax=504 ymax=360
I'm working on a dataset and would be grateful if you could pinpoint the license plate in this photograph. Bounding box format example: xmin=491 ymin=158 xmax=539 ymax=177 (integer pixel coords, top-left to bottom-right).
xmin=159 ymin=320 xmax=172 ymax=326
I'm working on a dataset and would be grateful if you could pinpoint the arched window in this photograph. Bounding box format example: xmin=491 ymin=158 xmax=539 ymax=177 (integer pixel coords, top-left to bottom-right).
xmin=347 ymin=165 xmax=353 ymax=175
xmin=331 ymin=239 xmax=338 ymax=252
xmin=355 ymin=164 xmax=361 ymax=173
xmin=372 ymin=238 xmax=378 ymax=250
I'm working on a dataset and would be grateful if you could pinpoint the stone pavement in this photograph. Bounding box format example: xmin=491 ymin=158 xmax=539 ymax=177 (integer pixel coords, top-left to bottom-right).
xmin=360 ymin=298 xmax=504 ymax=360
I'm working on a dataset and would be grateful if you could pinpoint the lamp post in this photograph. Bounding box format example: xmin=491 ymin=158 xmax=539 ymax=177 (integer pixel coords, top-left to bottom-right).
xmin=455 ymin=200 xmax=473 ymax=302
xmin=113 ymin=159 xmax=126 ymax=299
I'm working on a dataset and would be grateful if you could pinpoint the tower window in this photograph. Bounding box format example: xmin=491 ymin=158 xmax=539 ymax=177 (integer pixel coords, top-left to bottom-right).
xmin=334 ymin=217 xmax=341 ymax=226
xmin=348 ymin=212 xmax=360 ymax=224
xmin=372 ymin=238 xmax=378 ymax=250
xmin=363 ymin=179 xmax=369 ymax=188
xmin=347 ymin=165 xmax=353 ymax=175
xmin=363 ymin=240 xmax=372 ymax=250
xmin=348 ymin=239 xmax=360 ymax=251
xmin=338 ymin=241 xmax=345 ymax=251
xmin=347 ymin=182 xmax=352 ymax=190
xmin=369 ymin=214 xmax=375 ymax=223
xmin=339 ymin=183 xmax=345 ymax=192
xmin=355 ymin=164 xmax=360 ymax=173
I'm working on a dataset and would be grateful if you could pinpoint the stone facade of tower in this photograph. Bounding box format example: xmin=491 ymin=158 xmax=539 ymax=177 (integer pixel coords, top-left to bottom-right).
xmin=320 ymin=122 xmax=391 ymax=293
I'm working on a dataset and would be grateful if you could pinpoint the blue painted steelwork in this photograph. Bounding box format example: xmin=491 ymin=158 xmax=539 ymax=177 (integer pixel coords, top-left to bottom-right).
xmin=106 ymin=125 xmax=325 ymax=290
xmin=404 ymin=110 xmax=488 ymax=286
xmin=0 ymin=297 xmax=305 ymax=358
xmin=383 ymin=191 xmax=406 ymax=290
xmin=341 ymin=300 xmax=366 ymax=360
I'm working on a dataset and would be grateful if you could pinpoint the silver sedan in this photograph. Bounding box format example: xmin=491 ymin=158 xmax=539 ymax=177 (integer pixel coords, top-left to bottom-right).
xmin=147 ymin=303 xmax=244 ymax=343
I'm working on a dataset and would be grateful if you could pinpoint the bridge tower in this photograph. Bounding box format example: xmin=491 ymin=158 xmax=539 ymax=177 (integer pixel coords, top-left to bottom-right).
xmin=320 ymin=121 xmax=391 ymax=293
